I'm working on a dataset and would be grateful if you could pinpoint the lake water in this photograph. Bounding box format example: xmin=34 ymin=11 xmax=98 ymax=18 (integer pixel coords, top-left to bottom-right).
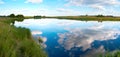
xmin=15 ymin=18 xmax=120 ymax=57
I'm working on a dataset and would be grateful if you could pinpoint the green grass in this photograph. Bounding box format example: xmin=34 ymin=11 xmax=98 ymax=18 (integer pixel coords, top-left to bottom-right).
xmin=0 ymin=18 xmax=47 ymax=57
xmin=47 ymin=16 xmax=120 ymax=21
xmin=99 ymin=51 xmax=120 ymax=57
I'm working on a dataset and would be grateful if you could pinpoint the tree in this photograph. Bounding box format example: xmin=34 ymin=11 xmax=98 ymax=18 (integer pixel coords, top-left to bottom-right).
xmin=96 ymin=15 xmax=104 ymax=17
xmin=16 ymin=14 xmax=24 ymax=18
xmin=34 ymin=16 xmax=42 ymax=19
xmin=8 ymin=14 xmax=15 ymax=18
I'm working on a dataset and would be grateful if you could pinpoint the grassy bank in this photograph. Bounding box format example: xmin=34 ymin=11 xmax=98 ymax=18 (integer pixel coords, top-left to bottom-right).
xmin=46 ymin=16 xmax=120 ymax=21
xmin=0 ymin=18 xmax=47 ymax=57
xmin=99 ymin=51 xmax=120 ymax=57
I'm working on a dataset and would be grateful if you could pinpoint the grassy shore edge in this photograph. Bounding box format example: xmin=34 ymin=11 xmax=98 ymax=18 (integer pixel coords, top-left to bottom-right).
xmin=0 ymin=18 xmax=47 ymax=57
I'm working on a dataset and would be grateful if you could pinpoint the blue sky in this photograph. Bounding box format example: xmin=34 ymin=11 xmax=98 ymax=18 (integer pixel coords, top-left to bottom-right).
xmin=0 ymin=0 xmax=120 ymax=16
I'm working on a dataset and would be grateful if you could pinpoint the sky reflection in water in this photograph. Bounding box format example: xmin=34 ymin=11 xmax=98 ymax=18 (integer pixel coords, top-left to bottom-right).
xmin=15 ymin=19 xmax=120 ymax=57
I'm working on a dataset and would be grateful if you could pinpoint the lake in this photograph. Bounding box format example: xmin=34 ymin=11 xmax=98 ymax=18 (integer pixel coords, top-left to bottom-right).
xmin=15 ymin=18 xmax=120 ymax=57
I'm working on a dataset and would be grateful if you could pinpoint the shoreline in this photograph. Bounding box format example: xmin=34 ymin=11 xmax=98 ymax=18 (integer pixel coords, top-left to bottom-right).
xmin=0 ymin=18 xmax=47 ymax=57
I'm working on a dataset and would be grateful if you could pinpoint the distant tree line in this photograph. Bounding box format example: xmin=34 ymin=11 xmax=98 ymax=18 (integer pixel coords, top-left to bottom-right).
xmin=0 ymin=14 xmax=114 ymax=19
xmin=34 ymin=16 xmax=42 ymax=18
xmin=0 ymin=16 xmax=7 ymax=17
xmin=95 ymin=15 xmax=113 ymax=17
xmin=79 ymin=14 xmax=114 ymax=17
xmin=34 ymin=15 xmax=46 ymax=19
xmin=0 ymin=14 xmax=24 ymax=18
xmin=8 ymin=14 xmax=24 ymax=18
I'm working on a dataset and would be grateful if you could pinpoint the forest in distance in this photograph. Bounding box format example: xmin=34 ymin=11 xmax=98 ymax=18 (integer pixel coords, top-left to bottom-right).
xmin=1 ymin=14 xmax=120 ymax=21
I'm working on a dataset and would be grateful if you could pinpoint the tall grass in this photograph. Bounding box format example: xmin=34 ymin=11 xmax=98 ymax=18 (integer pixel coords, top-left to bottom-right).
xmin=0 ymin=18 xmax=47 ymax=57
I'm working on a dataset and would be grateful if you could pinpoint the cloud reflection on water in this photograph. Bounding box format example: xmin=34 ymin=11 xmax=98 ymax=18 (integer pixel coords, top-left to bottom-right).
xmin=81 ymin=46 xmax=105 ymax=57
xmin=58 ymin=25 xmax=120 ymax=51
xmin=31 ymin=30 xmax=47 ymax=48
xmin=41 ymin=37 xmax=47 ymax=48
xmin=15 ymin=19 xmax=120 ymax=57
xmin=31 ymin=30 xmax=43 ymax=35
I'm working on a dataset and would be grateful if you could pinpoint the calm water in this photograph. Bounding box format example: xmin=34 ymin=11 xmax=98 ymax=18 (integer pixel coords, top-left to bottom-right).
xmin=15 ymin=18 xmax=120 ymax=57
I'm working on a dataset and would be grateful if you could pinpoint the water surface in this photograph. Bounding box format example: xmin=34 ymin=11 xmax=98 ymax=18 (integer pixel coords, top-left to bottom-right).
xmin=15 ymin=18 xmax=120 ymax=57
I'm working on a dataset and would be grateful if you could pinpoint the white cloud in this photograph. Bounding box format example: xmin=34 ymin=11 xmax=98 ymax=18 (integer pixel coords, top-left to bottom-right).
xmin=57 ymin=8 xmax=74 ymax=13
xmin=0 ymin=0 xmax=4 ymax=4
xmin=58 ymin=25 xmax=120 ymax=51
xmin=90 ymin=5 xmax=106 ymax=10
xmin=56 ymin=8 xmax=81 ymax=16
xmin=0 ymin=8 xmax=50 ymax=16
xmin=25 ymin=0 xmax=43 ymax=4
xmin=66 ymin=0 xmax=120 ymax=10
